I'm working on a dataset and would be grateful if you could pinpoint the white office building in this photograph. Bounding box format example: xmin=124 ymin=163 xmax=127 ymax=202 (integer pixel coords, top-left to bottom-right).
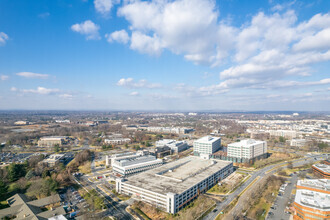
xmin=116 ymin=156 xmax=233 ymax=214
xmin=193 ymin=136 xmax=221 ymax=156
xmin=156 ymin=139 xmax=189 ymax=153
xmin=105 ymin=151 xmax=149 ymax=167
xmin=112 ymin=155 xmax=163 ymax=176
xmin=104 ymin=138 xmax=131 ymax=145
xmin=227 ymin=139 xmax=267 ymax=160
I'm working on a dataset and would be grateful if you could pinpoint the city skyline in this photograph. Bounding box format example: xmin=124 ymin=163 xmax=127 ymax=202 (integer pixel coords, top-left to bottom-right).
xmin=0 ymin=0 xmax=330 ymax=111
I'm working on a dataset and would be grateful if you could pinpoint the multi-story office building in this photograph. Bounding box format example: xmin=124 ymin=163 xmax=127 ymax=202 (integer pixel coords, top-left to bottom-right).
xmin=156 ymin=139 xmax=189 ymax=153
xmin=227 ymin=139 xmax=267 ymax=160
xmin=268 ymin=130 xmax=299 ymax=139
xmin=112 ymin=155 xmax=163 ymax=176
xmin=104 ymin=138 xmax=131 ymax=145
xmin=116 ymin=156 xmax=233 ymax=214
xmin=312 ymin=163 xmax=330 ymax=179
xmin=293 ymin=179 xmax=330 ymax=220
xmin=290 ymin=139 xmax=307 ymax=147
xmin=193 ymin=136 xmax=221 ymax=156
xmin=147 ymin=127 xmax=194 ymax=134
xmin=38 ymin=136 xmax=67 ymax=147
xmin=105 ymin=151 xmax=148 ymax=167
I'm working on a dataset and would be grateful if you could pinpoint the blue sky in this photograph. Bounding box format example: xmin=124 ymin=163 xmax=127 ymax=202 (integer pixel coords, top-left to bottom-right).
xmin=0 ymin=0 xmax=329 ymax=111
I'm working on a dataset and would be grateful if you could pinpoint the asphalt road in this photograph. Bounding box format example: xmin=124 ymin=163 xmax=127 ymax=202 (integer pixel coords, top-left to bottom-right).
xmin=203 ymin=154 xmax=324 ymax=220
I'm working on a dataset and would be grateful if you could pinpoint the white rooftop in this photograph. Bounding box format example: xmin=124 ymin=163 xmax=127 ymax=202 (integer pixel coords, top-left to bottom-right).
xmin=295 ymin=190 xmax=330 ymax=211
xmin=313 ymin=163 xmax=330 ymax=174
xmin=298 ymin=179 xmax=330 ymax=191
xmin=195 ymin=136 xmax=220 ymax=144
xmin=228 ymin=139 xmax=264 ymax=147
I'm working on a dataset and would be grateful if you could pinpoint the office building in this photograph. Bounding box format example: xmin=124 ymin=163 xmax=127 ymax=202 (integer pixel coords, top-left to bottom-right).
xmin=105 ymin=151 xmax=149 ymax=167
xmin=38 ymin=136 xmax=67 ymax=147
xmin=147 ymin=127 xmax=194 ymax=134
xmin=293 ymin=179 xmax=330 ymax=220
xmin=104 ymin=138 xmax=131 ymax=145
xmin=156 ymin=139 xmax=189 ymax=153
xmin=193 ymin=136 xmax=221 ymax=156
xmin=312 ymin=163 xmax=330 ymax=179
xmin=227 ymin=139 xmax=267 ymax=160
xmin=112 ymin=155 xmax=163 ymax=176
xmin=290 ymin=139 xmax=307 ymax=147
xmin=116 ymin=156 xmax=233 ymax=214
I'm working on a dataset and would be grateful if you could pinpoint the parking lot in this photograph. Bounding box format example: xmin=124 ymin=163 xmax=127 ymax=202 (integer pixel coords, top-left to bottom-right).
xmin=266 ymin=173 xmax=298 ymax=220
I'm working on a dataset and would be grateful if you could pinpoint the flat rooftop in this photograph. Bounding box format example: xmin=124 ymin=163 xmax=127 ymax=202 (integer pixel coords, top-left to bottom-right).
xmin=313 ymin=163 xmax=330 ymax=174
xmin=228 ymin=139 xmax=265 ymax=147
xmin=298 ymin=179 xmax=330 ymax=191
xmin=295 ymin=190 xmax=330 ymax=211
xmin=195 ymin=136 xmax=220 ymax=144
xmin=122 ymin=156 xmax=232 ymax=195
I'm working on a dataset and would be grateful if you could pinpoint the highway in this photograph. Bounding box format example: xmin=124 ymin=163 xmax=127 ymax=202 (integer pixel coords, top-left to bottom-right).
xmin=203 ymin=154 xmax=324 ymax=220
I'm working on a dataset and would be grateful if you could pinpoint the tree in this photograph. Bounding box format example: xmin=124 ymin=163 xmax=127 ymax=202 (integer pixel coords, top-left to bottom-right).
xmin=7 ymin=163 xmax=26 ymax=182
xmin=25 ymin=170 xmax=36 ymax=180
xmin=0 ymin=180 xmax=8 ymax=198
xmin=54 ymin=144 xmax=60 ymax=153
xmin=279 ymin=136 xmax=286 ymax=143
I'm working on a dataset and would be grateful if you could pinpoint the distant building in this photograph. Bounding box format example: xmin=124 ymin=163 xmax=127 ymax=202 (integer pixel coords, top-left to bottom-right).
xmin=154 ymin=146 xmax=172 ymax=158
xmin=227 ymin=139 xmax=267 ymax=160
xmin=193 ymin=136 xmax=221 ymax=156
xmin=41 ymin=153 xmax=70 ymax=167
xmin=14 ymin=121 xmax=29 ymax=125
xmin=0 ymin=193 xmax=65 ymax=219
xmin=104 ymin=138 xmax=131 ymax=145
xmin=293 ymin=179 xmax=330 ymax=220
xmin=156 ymin=139 xmax=189 ymax=153
xmin=290 ymin=139 xmax=307 ymax=147
xmin=312 ymin=163 xmax=330 ymax=179
xmin=112 ymin=155 xmax=163 ymax=176
xmin=38 ymin=136 xmax=67 ymax=147
xmin=116 ymin=156 xmax=233 ymax=214
xmin=268 ymin=130 xmax=298 ymax=139
xmin=188 ymin=112 xmax=197 ymax=116
xmin=293 ymin=113 xmax=299 ymax=116
xmin=147 ymin=127 xmax=194 ymax=134
xmin=55 ymin=119 xmax=70 ymax=123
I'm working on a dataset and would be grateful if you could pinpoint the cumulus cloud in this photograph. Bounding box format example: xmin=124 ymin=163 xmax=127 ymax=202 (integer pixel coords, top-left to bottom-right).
xmin=0 ymin=32 xmax=9 ymax=46
xmin=115 ymin=1 xmax=330 ymax=94
xmin=0 ymin=75 xmax=9 ymax=81
xmin=16 ymin=72 xmax=49 ymax=79
xmin=71 ymin=20 xmax=100 ymax=40
xmin=117 ymin=78 xmax=162 ymax=89
xmin=94 ymin=0 xmax=119 ymax=16
xmin=105 ymin=30 xmax=129 ymax=44
xmin=10 ymin=87 xmax=17 ymax=92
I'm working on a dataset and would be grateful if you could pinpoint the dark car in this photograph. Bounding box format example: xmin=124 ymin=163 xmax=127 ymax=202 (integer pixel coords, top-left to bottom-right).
xmin=213 ymin=209 xmax=218 ymax=213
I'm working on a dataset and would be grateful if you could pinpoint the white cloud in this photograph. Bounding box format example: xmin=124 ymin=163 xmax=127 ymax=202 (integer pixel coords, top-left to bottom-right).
xmin=59 ymin=94 xmax=74 ymax=99
xmin=0 ymin=32 xmax=9 ymax=46
xmin=116 ymin=1 xmax=330 ymax=94
xmin=71 ymin=20 xmax=100 ymax=40
xmin=0 ymin=75 xmax=9 ymax=81
xmin=105 ymin=29 xmax=129 ymax=44
xmin=117 ymin=78 xmax=162 ymax=89
xmin=130 ymin=32 xmax=163 ymax=55
xmin=10 ymin=87 xmax=17 ymax=92
xmin=129 ymin=91 xmax=139 ymax=96
xmin=38 ymin=12 xmax=50 ymax=18
xmin=22 ymin=87 xmax=60 ymax=95
xmin=118 ymin=0 xmax=220 ymax=62
xmin=293 ymin=28 xmax=330 ymax=51
xmin=16 ymin=72 xmax=49 ymax=79
xmin=94 ymin=0 xmax=119 ymax=16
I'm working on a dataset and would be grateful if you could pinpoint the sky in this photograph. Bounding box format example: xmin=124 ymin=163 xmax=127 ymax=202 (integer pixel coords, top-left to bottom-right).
xmin=0 ymin=0 xmax=329 ymax=111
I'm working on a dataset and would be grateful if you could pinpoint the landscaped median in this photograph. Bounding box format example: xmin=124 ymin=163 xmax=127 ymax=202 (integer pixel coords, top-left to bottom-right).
xmin=207 ymin=172 xmax=250 ymax=195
